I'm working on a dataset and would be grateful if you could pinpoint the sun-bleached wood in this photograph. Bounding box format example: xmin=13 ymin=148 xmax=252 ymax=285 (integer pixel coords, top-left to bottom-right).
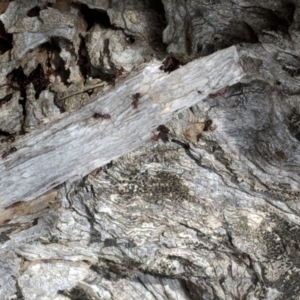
xmin=0 ymin=46 xmax=246 ymax=209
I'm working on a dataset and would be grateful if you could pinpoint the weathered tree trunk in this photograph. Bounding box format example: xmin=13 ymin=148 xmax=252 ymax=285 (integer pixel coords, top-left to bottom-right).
xmin=0 ymin=1 xmax=300 ymax=300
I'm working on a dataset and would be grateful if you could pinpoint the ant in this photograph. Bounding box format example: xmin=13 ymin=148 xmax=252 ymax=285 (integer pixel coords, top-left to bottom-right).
xmin=132 ymin=93 xmax=140 ymax=109
xmin=32 ymin=218 xmax=39 ymax=226
xmin=93 ymin=113 xmax=111 ymax=120
xmin=159 ymin=57 xmax=180 ymax=73
xmin=151 ymin=125 xmax=170 ymax=143
xmin=1 ymin=135 xmax=15 ymax=143
xmin=115 ymin=68 xmax=123 ymax=77
xmin=2 ymin=147 xmax=17 ymax=159
xmin=111 ymin=67 xmax=124 ymax=83
xmin=92 ymin=167 xmax=103 ymax=176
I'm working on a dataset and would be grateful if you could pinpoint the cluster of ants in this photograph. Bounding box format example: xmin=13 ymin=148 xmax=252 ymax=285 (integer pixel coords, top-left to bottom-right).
xmin=107 ymin=57 xmax=181 ymax=114
xmin=92 ymin=93 xmax=141 ymax=121
xmin=1 ymin=135 xmax=17 ymax=159
xmin=2 ymin=56 xmax=177 ymax=161
xmin=1 ymin=53 xmax=181 ymax=163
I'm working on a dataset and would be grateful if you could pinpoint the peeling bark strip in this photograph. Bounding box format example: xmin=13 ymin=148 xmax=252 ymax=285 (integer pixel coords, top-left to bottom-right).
xmin=0 ymin=46 xmax=246 ymax=209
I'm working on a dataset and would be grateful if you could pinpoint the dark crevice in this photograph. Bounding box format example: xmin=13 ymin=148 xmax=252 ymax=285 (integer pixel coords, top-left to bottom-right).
xmin=287 ymin=109 xmax=300 ymax=142
xmin=0 ymin=21 xmax=13 ymax=55
xmin=9 ymin=64 xmax=50 ymax=100
xmin=14 ymin=280 xmax=25 ymax=300
xmin=27 ymin=6 xmax=41 ymax=17
xmin=147 ymin=0 xmax=167 ymax=55
xmin=101 ymin=38 xmax=110 ymax=66
xmin=39 ymin=37 xmax=71 ymax=87
xmin=0 ymin=93 xmax=12 ymax=106
xmin=147 ymin=0 xmax=165 ymax=16
xmin=77 ymin=36 xmax=119 ymax=82
xmin=8 ymin=67 xmax=28 ymax=124
xmin=8 ymin=68 xmax=25 ymax=97
xmin=282 ymin=65 xmax=300 ymax=77
xmin=7 ymin=64 xmax=51 ymax=134
xmin=39 ymin=39 xmax=61 ymax=58
xmin=78 ymin=36 xmax=89 ymax=79
xmin=80 ymin=3 xmax=112 ymax=30
xmin=210 ymin=22 xmax=258 ymax=55
xmin=244 ymin=4 xmax=295 ymax=33
xmin=58 ymin=286 xmax=94 ymax=300
xmin=46 ymin=37 xmax=72 ymax=86
xmin=0 ymin=129 xmax=11 ymax=136
xmin=273 ymin=2 xmax=295 ymax=30
xmin=182 ymin=280 xmax=208 ymax=300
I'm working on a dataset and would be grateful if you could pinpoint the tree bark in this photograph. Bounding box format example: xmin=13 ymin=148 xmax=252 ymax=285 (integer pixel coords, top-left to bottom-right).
xmin=0 ymin=1 xmax=300 ymax=300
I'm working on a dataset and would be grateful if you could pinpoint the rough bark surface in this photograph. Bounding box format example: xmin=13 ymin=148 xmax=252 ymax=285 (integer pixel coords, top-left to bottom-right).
xmin=0 ymin=1 xmax=300 ymax=300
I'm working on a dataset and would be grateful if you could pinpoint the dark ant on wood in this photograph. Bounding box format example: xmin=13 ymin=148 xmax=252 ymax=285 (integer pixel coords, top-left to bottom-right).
xmin=2 ymin=151 xmax=9 ymax=159
xmin=159 ymin=57 xmax=180 ymax=73
xmin=132 ymin=93 xmax=140 ymax=109
xmin=93 ymin=113 xmax=111 ymax=120
xmin=32 ymin=218 xmax=39 ymax=226
xmin=2 ymin=147 xmax=17 ymax=159
xmin=151 ymin=125 xmax=170 ymax=143
xmin=110 ymin=67 xmax=124 ymax=84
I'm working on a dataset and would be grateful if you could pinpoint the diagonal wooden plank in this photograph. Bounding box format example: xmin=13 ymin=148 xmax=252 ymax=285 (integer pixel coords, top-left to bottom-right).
xmin=0 ymin=46 xmax=246 ymax=209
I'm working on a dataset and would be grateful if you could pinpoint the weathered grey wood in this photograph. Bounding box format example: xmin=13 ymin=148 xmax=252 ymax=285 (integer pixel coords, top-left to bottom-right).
xmin=2 ymin=0 xmax=300 ymax=299
xmin=0 ymin=46 xmax=245 ymax=209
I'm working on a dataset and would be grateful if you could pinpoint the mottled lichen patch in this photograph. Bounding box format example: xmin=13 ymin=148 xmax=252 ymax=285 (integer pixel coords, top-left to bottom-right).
xmin=115 ymin=170 xmax=194 ymax=204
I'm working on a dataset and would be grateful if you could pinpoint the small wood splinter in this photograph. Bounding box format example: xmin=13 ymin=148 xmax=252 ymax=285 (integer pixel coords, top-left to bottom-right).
xmin=58 ymin=82 xmax=106 ymax=102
